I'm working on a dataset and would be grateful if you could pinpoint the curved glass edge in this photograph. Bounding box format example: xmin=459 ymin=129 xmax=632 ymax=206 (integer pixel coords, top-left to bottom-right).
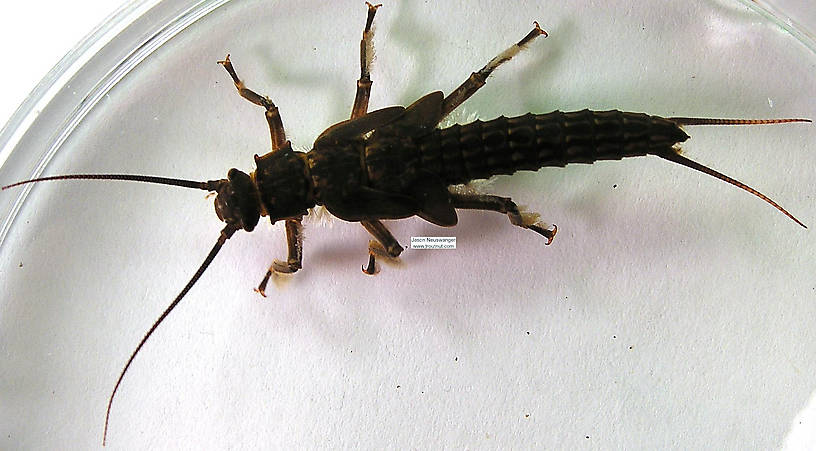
xmin=0 ymin=0 xmax=159 ymax=168
xmin=740 ymin=0 xmax=816 ymax=54
xmin=0 ymin=0 xmax=232 ymax=248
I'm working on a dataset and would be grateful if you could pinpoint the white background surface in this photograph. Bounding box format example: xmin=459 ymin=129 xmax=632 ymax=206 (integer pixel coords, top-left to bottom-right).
xmin=0 ymin=2 xmax=123 ymax=132
xmin=1 ymin=1 xmax=815 ymax=449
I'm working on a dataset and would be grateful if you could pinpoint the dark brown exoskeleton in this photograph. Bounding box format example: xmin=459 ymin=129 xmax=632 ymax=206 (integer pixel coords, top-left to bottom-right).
xmin=1 ymin=3 xmax=809 ymax=445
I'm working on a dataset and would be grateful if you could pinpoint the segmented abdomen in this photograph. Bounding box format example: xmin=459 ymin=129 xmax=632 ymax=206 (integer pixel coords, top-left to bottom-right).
xmin=417 ymin=109 xmax=690 ymax=185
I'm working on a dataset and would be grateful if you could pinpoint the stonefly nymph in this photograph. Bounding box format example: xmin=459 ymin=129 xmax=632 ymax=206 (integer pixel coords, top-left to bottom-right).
xmin=2 ymin=3 xmax=807 ymax=445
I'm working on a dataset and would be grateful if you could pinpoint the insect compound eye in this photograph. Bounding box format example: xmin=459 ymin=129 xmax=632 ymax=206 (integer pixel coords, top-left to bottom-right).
xmin=213 ymin=169 xmax=261 ymax=231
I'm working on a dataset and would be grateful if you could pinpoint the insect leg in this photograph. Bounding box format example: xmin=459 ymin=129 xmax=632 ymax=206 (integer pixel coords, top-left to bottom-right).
xmin=217 ymin=54 xmax=288 ymax=151
xmin=441 ymin=22 xmax=546 ymax=119
xmin=449 ymin=192 xmax=557 ymax=244
xmin=361 ymin=219 xmax=403 ymax=275
xmin=255 ymin=217 xmax=303 ymax=296
xmin=350 ymin=2 xmax=382 ymax=120
xmin=348 ymin=3 xmax=401 ymax=275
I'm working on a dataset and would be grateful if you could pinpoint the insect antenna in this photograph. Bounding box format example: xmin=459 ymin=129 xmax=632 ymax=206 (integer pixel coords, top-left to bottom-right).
xmin=658 ymin=115 xmax=809 ymax=229
xmin=2 ymin=174 xmax=221 ymax=191
xmin=102 ymin=224 xmax=239 ymax=446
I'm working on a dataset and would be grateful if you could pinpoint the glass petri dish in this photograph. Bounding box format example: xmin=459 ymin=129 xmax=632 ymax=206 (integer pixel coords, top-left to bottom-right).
xmin=1 ymin=0 xmax=814 ymax=448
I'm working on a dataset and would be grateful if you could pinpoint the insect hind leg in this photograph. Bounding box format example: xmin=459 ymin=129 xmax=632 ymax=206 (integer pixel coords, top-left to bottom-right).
xmin=361 ymin=220 xmax=404 ymax=275
xmin=218 ymin=55 xmax=288 ymax=151
xmin=440 ymin=22 xmax=547 ymax=119
xmin=450 ymin=192 xmax=557 ymax=244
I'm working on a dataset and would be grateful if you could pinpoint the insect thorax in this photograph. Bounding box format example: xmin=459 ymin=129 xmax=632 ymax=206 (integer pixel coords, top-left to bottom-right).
xmin=306 ymin=140 xmax=369 ymax=204
xmin=252 ymin=145 xmax=314 ymax=222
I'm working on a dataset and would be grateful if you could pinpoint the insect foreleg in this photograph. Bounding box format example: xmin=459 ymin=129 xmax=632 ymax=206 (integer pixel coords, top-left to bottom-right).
xmin=350 ymin=2 xmax=382 ymax=119
xmin=449 ymin=192 xmax=557 ymax=245
xmin=361 ymin=219 xmax=404 ymax=275
xmin=255 ymin=217 xmax=304 ymax=296
xmin=217 ymin=54 xmax=288 ymax=151
xmin=440 ymin=22 xmax=547 ymax=119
